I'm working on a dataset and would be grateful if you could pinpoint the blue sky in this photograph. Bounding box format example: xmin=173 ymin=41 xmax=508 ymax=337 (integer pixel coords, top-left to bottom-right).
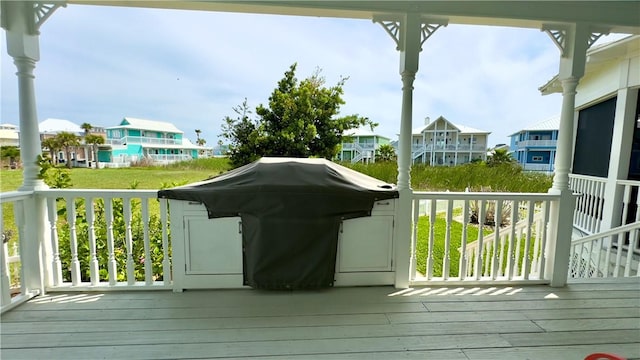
xmin=0 ymin=4 xmax=628 ymax=147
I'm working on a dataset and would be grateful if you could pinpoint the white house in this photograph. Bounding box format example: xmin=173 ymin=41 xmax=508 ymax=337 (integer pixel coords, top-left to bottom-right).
xmin=411 ymin=116 xmax=490 ymax=165
xmin=0 ymin=124 xmax=19 ymax=147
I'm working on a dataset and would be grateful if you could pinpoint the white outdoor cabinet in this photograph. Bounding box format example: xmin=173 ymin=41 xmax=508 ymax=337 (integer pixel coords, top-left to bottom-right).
xmin=170 ymin=198 xmax=396 ymax=291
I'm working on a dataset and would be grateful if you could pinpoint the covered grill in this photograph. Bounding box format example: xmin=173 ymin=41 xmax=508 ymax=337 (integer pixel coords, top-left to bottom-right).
xmin=158 ymin=157 xmax=398 ymax=290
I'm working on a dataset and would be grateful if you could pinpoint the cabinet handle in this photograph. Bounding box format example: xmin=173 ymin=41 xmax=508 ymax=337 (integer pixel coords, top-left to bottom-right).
xmin=188 ymin=201 xmax=201 ymax=205
xmin=238 ymin=221 xmax=242 ymax=234
xmin=377 ymin=201 xmax=390 ymax=205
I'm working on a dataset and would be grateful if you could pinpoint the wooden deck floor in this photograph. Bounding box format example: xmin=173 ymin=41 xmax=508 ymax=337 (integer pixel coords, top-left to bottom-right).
xmin=1 ymin=280 xmax=639 ymax=360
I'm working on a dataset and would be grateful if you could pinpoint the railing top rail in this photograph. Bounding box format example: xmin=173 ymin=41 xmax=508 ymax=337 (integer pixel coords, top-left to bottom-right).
xmin=616 ymin=179 xmax=640 ymax=187
xmin=0 ymin=190 xmax=35 ymax=203
xmin=572 ymin=221 xmax=640 ymax=246
xmin=36 ymin=189 xmax=160 ymax=198
xmin=568 ymin=173 xmax=607 ymax=183
xmin=412 ymin=191 xmax=559 ymax=201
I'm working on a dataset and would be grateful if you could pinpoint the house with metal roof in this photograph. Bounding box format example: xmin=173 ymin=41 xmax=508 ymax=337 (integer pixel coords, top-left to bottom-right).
xmin=411 ymin=116 xmax=490 ymax=165
xmin=509 ymin=115 xmax=559 ymax=173
xmin=338 ymin=127 xmax=391 ymax=163
xmin=104 ymin=117 xmax=211 ymax=165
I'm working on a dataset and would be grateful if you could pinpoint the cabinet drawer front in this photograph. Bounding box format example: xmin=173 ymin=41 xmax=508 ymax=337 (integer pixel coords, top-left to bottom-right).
xmin=373 ymin=199 xmax=395 ymax=212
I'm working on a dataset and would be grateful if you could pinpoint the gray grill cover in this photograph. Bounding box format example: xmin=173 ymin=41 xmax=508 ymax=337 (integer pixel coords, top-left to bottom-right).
xmin=158 ymin=157 xmax=398 ymax=290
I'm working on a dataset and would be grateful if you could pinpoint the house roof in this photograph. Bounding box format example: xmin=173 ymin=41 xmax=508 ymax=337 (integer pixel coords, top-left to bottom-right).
xmin=38 ymin=118 xmax=83 ymax=134
xmin=412 ymin=116 xmax=490 ymax=135
xmin=107 ymin=117 xmax=184 ymax=134
xmin=510 ymin=115 xmax=560 ymax=136
xmin=343 ymin=127 xmax=390 ymax=140
xmin=539 ymin=35 xmax=640 ymax=95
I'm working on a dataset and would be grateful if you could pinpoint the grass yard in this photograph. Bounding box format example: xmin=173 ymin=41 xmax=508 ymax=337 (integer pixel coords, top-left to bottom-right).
xmin=415 ymin=212 xmax=493 ymax=278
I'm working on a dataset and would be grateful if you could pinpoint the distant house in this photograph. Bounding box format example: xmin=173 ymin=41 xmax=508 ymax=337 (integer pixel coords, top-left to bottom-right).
xmin=338 ymin=128 xmax=391 ymax=163
xmin=0 ymin=124 xmax=20 ymax=147
xmin=104 ymin=117 xmax=211 ymax=166
xmin=509 ymin=115 xmax=559 ymax=173
xmin=38 ymin=118 xmax=89 ymax=166
xmin=411 ymin=116 xmax=490 ymax=165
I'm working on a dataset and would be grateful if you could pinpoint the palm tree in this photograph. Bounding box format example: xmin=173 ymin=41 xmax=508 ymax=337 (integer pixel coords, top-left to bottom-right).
xmin=41 ymin=137 xmax=60 ymax=164
xmin=196 ymin=138 xmax=207 ymax=146
xmin=85 ymin=134 xmax=105 ymax=169
xmin=55 ymin=132 xmax=81 ymax=169
xmin=195 ymin=129 xmax=202 ymax=141
xmin=80 ymin=122 xmax=93 ymax=136
xmin=487 ymin=148 xmax=516 ymax=166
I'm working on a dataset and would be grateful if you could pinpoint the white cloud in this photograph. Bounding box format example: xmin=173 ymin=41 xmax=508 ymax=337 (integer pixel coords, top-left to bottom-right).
xmin=0 ymin=4 xmax=628 ymax=147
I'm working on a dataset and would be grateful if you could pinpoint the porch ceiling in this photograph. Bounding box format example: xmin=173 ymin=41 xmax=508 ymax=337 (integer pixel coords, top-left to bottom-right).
xmin=68 ymin=1 xmax=640 ymax=34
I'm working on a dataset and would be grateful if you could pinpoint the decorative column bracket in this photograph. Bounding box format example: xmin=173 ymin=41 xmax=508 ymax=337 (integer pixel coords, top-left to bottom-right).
xmin=373 ymin=15 xmax=448 ymax=51
xmin=542 ymin=24 xmax=609 ymax=57
xmin=1 ymin=1 xmax=66 ymax=34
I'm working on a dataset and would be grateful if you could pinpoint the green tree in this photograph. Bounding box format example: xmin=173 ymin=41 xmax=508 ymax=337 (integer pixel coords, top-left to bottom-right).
xmin=1 ymin=146 xmax=20 ymax=168
xmin=375 ymin=144 xmax=397 ymax=162
xmin=487 ymin=148 xmax=517 ymax=167
xmin=220 ymin=63 xmax=373 ymax=167
xmin=41 ymin=137 xmax=60 ymax=164
xmin=85 ymin=134 xmax=105 ymax=169
xmin=55 ymin=131 xmax=81 ymax=169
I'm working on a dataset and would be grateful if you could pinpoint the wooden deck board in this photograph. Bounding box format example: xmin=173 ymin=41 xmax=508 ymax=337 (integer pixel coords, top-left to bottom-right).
xmin=1 ymin=281 xmax=639 ymax=360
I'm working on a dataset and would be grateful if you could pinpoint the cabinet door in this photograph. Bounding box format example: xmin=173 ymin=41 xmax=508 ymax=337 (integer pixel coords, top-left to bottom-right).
xmin=338 ymin=215 xmax=393 ymax=272
xmin=185 ymin=217 xmax=242 ymax=274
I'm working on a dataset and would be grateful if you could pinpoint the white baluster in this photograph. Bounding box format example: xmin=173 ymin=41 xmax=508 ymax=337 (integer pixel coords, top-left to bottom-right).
xmin=538 ymin=201 xmax=550 ymax=279
xmin=141 ymin=198 xmax=152 ymax=285
xmin=65 ymin=197 xmax=81 ymax=286
xmin=522 ymin=200 xmax=534 ymax=280
xmin=123 ymin=197 xmax=135 ymax=285
xmin=13 ymin=201 xmax=26 ymax=294
xmin=46 ymin=197 xmax=62 ymax=286
xmin=442 ymin=200 xmax=453 ymax=280
xmin=161 ymin=199 xmax=171 ymax=285
xmin=426 ymin=199 xmax=436 ymax=280
xmin=105 ymin=197 xmax=117 ymax=285
xmin=491 ymin=200 xmax=502 ymax=280
xmin=1 ymin=204 xmax=10 ymax=306
xmin=506 ymin=200 xmax=518 ymax=280
xmin=85 ymin=198 xmax=99 ymax=286
xmin=474 ymin=200 xmax=485 ymax=280
xmin=459 ymin=200 xmax=469 ymax=280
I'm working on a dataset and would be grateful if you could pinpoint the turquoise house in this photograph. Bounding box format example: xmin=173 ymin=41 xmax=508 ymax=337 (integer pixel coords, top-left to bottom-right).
xmin=103 ymin=117 xmax=210 ymax=165
xmin=338 ymin=128 xmax=391 ymax=163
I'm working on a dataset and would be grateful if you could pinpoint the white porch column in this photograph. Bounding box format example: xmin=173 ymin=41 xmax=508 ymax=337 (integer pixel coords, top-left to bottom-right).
xmin=375 ymin=14 xmax=446 ymax=288
xmin=544 ymin=23 xmax=592 ymax=287
xmin=600 ymin=85 xmax=640 ymax=231
xmin=2 ymin=1 xmax=62 ymax=293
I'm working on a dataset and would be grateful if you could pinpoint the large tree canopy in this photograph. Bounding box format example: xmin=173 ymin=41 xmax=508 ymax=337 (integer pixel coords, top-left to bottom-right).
xmin=221 ymin=63 xmax=373 ymax=167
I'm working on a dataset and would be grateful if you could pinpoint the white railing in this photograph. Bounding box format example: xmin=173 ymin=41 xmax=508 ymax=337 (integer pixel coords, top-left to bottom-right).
xmin=107 ymin=136 xmax=182 ymax=146
xmin=569 ymin=174 xmax=606 ymax=234
xmin=463 ymin=209 xmax=547 ymax=281
xmin=569 ymin=221 xmax=640 ymax=279
xmin=39 ymin=189 xmax=171 ymax=290
xmin=410 ymin=192 xmax=558 ymax=284
xmin=147 ymin=154 xmax=192 ymax=162
xmin=523 ymin=163 xmax=554 ymax=172
xmin=617 ymin=180 xmax=640 ymax=237
xmin=0 ymin=190 xmax=35 ymax=312
xmin=517 ymin=139 xmax=557 ymax=148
